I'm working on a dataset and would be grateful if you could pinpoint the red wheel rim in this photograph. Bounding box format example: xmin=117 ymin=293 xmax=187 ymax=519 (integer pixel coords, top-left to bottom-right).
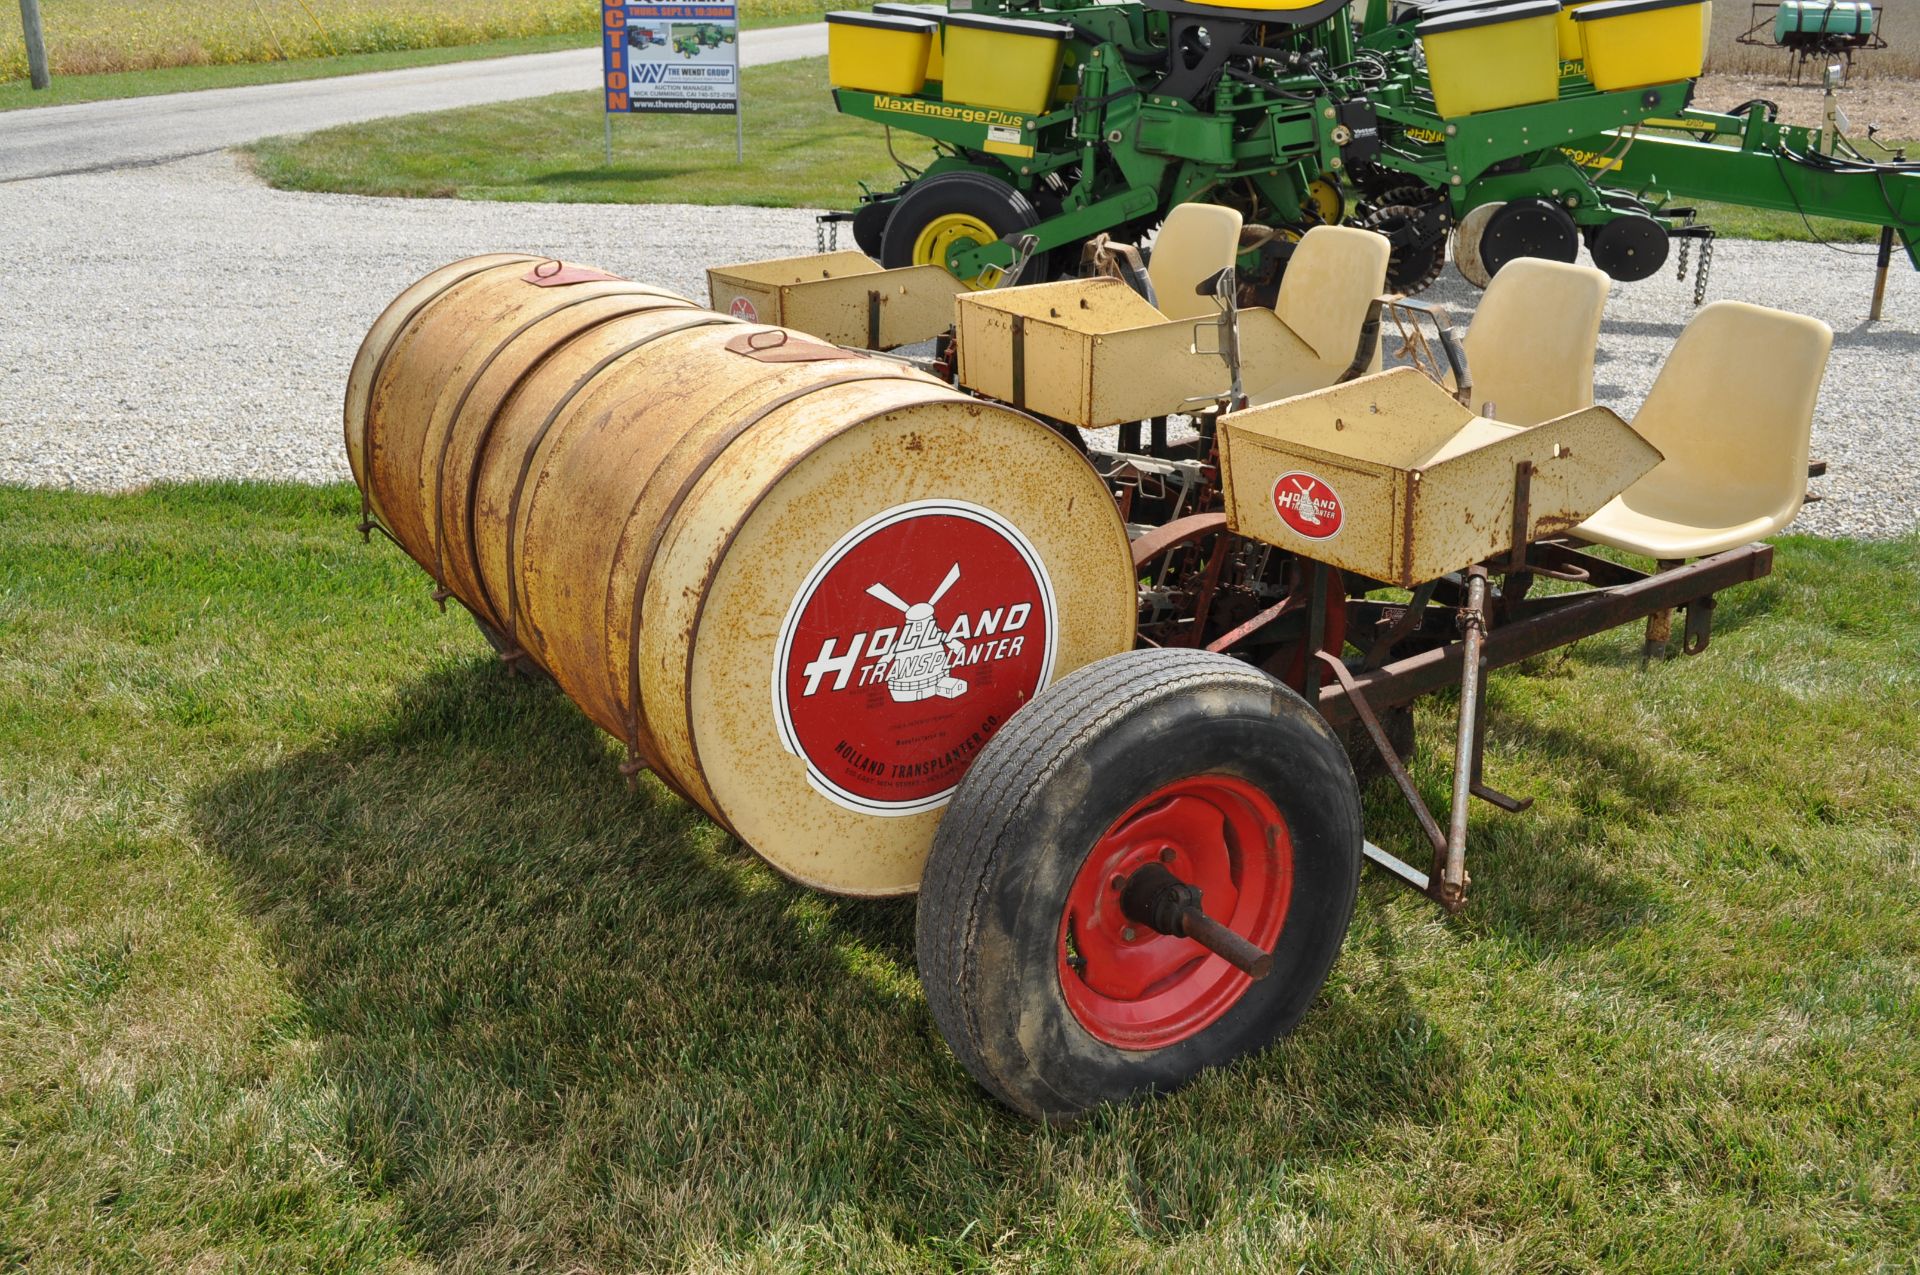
xmin=1058 ymin=775 xmax=1293 ymax=1050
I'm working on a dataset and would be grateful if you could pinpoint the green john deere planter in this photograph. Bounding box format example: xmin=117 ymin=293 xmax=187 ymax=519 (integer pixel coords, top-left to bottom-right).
xmin=822 ymin=0 xmax=1920 ymax=299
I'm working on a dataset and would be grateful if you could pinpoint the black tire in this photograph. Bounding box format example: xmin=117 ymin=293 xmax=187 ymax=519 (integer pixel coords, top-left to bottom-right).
xmin=880 ymin=170 xmax=1046 ymax=288
xmin=851 ymin=196 xmax=895 ymax=258
xmin=916 ymin=648 xmax=1364 ymax=1121
xmin=471 ymin=611 xmax=554 ymax=687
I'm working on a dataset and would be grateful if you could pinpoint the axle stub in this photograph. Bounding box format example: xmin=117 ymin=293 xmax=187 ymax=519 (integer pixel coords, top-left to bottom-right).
xmin=1119 ymin=861 xmax=1274 ymax=979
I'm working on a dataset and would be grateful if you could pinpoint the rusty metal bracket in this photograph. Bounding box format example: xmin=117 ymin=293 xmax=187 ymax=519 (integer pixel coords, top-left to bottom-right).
xmin=1642 ymin=557 xmax=1686 ymax=664
xmin=1302 ymin=561 xmax=1330 ymax=701
xmin=1010 ymin=313 xmax=1027 ymax=408
xmin=1682 ymin=593 xmax=1716 ymax=654
xmin=1205 ymin=593 xmax=1296 ymax=654
xmin=1506 ymin=459 xmax=1535 ymax=574
xmin=866 ymin=289 xmax=882 ymax=351
xmin=1362 ymin=577 xmax=1441 ymax=669
xmin=1315 ymin=651 xmax=1447 ymax=859
xmin=1467 ymin=649 xmax=1532 ymax=814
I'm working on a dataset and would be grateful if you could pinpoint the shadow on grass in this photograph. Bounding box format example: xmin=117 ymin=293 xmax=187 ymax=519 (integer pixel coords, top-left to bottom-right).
xmin=1526 ymin=562 xmax=1790 ymax=671
xmin=530 ymin=166 xmax=718 ymax=188
xmin=189 ymin=656 xmax=1458 ymax=1265
xmin=1352 ymin=686 xmax=1666 ymax=952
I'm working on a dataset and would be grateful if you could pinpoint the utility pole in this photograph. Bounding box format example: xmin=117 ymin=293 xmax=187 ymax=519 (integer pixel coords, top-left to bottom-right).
xmin=19 ymin=0 xmax=50 ymax=90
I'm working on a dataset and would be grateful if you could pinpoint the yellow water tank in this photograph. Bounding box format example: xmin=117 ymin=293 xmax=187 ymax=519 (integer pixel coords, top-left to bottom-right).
xmin=346 ymin=256 xmax=1138 ymax=898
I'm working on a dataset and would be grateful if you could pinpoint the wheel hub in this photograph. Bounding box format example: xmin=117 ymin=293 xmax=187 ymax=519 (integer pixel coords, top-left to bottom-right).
xmin=912 ymin=212 xmax=1001 ymax=291
xmin=1059 ymin=775 xmax=1293 ymax=1049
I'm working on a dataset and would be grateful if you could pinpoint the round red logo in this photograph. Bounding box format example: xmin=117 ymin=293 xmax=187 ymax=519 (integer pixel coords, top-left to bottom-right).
xmin=728 ymin=296 xmax=758 ymax=321
xmin=773 ymin=500 xmax=1058 ymax=815
xmin=1272 ymin=470 xmax=1344 ymax=540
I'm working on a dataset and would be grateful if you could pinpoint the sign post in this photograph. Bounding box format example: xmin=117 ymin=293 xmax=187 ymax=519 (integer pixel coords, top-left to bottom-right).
xmin=601 ymin=0 xmax=743 ymax=163
xmin=19 ymin=0 xmax=51 ymax=90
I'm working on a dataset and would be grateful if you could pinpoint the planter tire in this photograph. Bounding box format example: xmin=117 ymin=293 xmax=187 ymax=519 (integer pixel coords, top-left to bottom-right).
xmin=916 ymin=648 xmax=1363 ymax=1120
xmin=880 ymin=171 xmax=1046 ymax=289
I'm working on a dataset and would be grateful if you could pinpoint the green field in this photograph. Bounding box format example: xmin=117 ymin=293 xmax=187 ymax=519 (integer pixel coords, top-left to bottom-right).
xmin=2 ymin=481 xmax=1916 ymax=1270
xmin=247 ymin=57 xmax=934 ymax=210
xmin=0 ymin=0 xmax=845 ymax=83
xmin=0 ymin=31 xmax=597 ymax=112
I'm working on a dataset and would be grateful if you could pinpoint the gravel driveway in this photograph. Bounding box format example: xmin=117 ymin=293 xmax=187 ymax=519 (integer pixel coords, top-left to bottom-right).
xmin=0 ymin=150 xmax=1913 ymax=538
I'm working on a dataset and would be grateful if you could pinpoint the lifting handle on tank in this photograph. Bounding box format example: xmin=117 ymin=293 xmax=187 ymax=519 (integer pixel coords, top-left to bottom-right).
xmin=1120 ymin=861 xmax=1273 ymax=979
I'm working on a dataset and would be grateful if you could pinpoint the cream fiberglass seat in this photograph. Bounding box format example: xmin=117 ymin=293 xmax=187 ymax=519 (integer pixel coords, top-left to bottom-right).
xmin=1146 ymin=203 xmax=1245 ymax=320
xmin=1574 ymin=301 xmax=1833 ymax=559
xmin=1463 ymin=257 xmax=1611 ymax=425
xmin=1244 ymin=225 xmax=1393 ymax=405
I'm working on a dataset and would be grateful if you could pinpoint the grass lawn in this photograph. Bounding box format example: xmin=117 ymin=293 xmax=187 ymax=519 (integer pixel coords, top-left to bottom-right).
xmin=247 ymin=57 xmax=933 ymax=210
xmin=1689 ymin=199 xmax=1891 ymax=245
xmin=245 ymin=71 xmax=1906 ymax=242
xmin=2 ymin=480 xmax=1916 ymax=1269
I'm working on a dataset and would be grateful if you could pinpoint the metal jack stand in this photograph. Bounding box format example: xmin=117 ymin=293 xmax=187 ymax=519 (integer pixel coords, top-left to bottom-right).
xmin=1317 ymin=562 xmax=1511 ymax=912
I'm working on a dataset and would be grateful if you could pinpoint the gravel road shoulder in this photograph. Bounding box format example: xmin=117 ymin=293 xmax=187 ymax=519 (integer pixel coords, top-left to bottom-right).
xmin=0 ymin=150 xmax=1913 ymax=538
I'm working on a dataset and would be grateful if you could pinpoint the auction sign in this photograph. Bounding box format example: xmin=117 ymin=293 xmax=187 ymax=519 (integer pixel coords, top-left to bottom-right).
xmin=601 ymin=1 xmax=739 ymax=115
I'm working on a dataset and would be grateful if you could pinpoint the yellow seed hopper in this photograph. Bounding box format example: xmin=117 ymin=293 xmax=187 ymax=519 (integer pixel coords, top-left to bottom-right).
xmin=706 ymin=250 xmax=966 ymax=351
xmin=1219 ymin=367 xmax=1664 ymax=587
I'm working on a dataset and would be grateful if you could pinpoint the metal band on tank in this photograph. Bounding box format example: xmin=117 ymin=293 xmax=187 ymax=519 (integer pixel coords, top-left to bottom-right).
xmin=618 ymin=366 xmax=922 ymax=796
xmin=354 ymin=257 xmax=534 ymax=546
xmin=429 ymin=289 xmax=693 ymax=622
xmin=495 ymin=314 xmax=735 ymax=661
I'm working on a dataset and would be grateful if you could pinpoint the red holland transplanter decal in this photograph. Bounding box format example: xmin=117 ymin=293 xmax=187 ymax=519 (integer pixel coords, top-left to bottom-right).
xmin=773 ymin=501 xmax=1058 ymax=816
xmin=1272 ymin=470 xmax=1344 ymax=540
xmin=727 ymin=296 xmax=757 ymax=321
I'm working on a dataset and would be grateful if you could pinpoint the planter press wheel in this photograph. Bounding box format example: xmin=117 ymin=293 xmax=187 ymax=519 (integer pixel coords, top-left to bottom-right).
xmin=916 ymin=648 xmax=1363 ymax=1120
xmin=880 ymin=171 xmax=1046 ymax=291
xmin=1477 ymin=197 xmax=1580 ymax=280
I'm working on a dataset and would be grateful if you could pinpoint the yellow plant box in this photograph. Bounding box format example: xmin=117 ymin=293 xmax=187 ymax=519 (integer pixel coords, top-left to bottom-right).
xmin=1218 ymin=369 xmax=1663 ymax=587
xmin=826 ymin=10 xmax=936 ymax=97
xmin=1556 ymin=0 xmax=1608 ymax=59
xmin=1573 ymin=0 xmax=1709 ymax=90
xmin=706 ymin=251 xmax=965 ymax=350
xmin=1418 ymin=0 xmax=1561 ymax=119
xmin=942 ymin=12 xmax=1072 ymax=115
xmin=872 ymin=2 xmax=945 ymax=81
